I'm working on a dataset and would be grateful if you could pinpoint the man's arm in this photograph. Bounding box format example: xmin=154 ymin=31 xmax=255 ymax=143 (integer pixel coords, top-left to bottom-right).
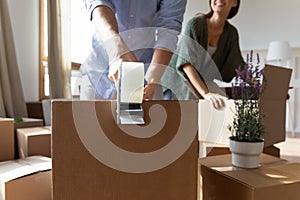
xmin=143 ymin=48 xmax=173 ymax=100
xmin=91 ymin=6 xmax=137 ymax=82
xmin=143 ymin=0 xmax=187 ymax=99
xmin=91 ymin=6 xmax=118 ymax=41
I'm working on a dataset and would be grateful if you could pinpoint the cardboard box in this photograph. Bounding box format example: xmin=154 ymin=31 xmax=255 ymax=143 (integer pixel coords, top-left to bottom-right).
xmin=198 ymin=100 xmax=235 ymax=146
xmin=17 ymin=127 xmax=52 ymax=158
xmin=205 ymin=145 xmax=280 ymax=158
xmin=0 ymin=118 xmax=14 ymax=162
xmin=199 ymin=65 xmax=292 ymax=149
xmin=0 ymin=156 xmax=52 ymax=200
xmin=199 ymin=154 xmax=300 ymax=200
xmin=13 ymin=118 xmax=44 ymax=159
xmin=259 ymin=65 xmax=292 ymax=147
xmin=14 ymin=118 xmax=44 ymax=130
xmin=52 ymin=100 xmax=198 ymax=200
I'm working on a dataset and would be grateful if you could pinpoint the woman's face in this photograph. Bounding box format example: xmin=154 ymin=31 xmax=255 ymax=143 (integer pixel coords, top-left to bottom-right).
xmin=210 ymin=0 xmax=238 ymax=15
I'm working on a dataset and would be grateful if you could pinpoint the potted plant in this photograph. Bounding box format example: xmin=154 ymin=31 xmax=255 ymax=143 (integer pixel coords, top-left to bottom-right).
xmin=228 ymin=51 xmax=266 ymax=168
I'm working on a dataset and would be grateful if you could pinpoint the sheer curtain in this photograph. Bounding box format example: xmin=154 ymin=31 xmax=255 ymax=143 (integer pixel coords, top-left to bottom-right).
xmin=47 ymin=0 xmax=72 ymax=99
xmin=0 ymin=0 xmax=27 ymax=118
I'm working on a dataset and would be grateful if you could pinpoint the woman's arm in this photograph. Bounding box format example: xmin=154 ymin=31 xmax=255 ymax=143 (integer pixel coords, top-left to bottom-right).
xmin=183 ymin=63 xmax=227 ymax=109
xmin=182 ymin=63 xmax=208 ymax=96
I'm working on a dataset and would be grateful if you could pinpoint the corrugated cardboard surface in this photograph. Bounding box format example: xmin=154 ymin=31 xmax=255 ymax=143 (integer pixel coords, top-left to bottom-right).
xmin=0 ymin=119 xmax=14 ymax=162
xmin=5 ymin=171 xmax=51 ymax=200
xmin=198 ymin=100 xmax=235 ymax=145
xmin=17 ymin=127 xmax=52 ymax=158
xmin=200 ymin=154 xmax=300 ymax=200
xmin=0 ymin=156 xmax=52 ymax=200
xmin=14 ymin=118 xmax=44 ymax=159
xmin=13 ymin=118 xmax=44 ymax=130
xmin=259 ymin=65 xmax=292 ymax=147
xmin=52 ymin=100 xmax=199 ymax=200
xmin=205 ymin=145 xmax=280 ymax=158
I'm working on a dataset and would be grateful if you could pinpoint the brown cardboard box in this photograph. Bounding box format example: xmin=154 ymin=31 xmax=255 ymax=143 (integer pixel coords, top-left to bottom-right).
xmin=0 ymin=118 xmax=14 ymax=162
xmin=14 ymin=118 xmax=44 ymax=130
xmin=52 ymin=100 xmax=198 ymax=200
xmin=199 ymin=154 xmax=300 ymax=200
xmin=17 ymin=127 xmax=52 ymax=158
xmin=0 ymin=156 xmax=52 ymax=200
xmin=205 ymin=145 xmax=280 ymax=158
xmin=259 ymin=65 xmax=292 ymax=147
xmin=13 ymin=118 xmax=44 ymax=159
xmin=198 ymin=65 xmax=292 ymax=150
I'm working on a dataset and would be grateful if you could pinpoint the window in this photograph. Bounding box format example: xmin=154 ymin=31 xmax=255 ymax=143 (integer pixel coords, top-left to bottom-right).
xmin=39 ymin=0 xmax=92 ymax=99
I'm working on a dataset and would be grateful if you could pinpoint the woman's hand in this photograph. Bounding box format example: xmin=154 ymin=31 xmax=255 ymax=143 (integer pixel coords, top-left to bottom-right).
xmin=202 ymin=92 xmax=227 ymax=110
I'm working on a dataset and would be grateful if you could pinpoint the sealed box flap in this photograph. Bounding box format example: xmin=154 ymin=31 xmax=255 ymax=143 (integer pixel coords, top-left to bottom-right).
xmin=17 ymin=127 xmax=51 ymax=137
xmin=260 ymin=65 xmax=292 ymax=101
xmin=14 ymin=118 xmax=44 ymax=129
xmin=199 ymin=154 xmax=284 ymax=168
xmin=0 ymin=118 xmax=14 ymax=122
xmin=0 ymin=156 xmax=51 ymax=183
xmin=21 ymin=156 xmax=52 ymax=171
xmin=219 ymin=163 xmax=300 ymax=188
xmin=21 ymin=118 xmax=44 ymax=122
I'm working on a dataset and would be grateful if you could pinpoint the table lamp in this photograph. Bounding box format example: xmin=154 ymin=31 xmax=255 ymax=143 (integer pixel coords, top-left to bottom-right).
xmin=266 ymin=41 xmax=291 ymax=67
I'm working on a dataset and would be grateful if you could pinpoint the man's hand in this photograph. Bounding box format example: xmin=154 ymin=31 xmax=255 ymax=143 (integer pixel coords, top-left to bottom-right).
xmin=143 ymin=83 xmax=157 ymax=100
xmin=108 ymin=50 xmax=138 ymax=82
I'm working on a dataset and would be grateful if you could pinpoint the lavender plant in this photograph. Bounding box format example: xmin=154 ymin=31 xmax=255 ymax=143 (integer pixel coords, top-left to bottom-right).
xmin=229 ymin=51 xmax=266 ymax=142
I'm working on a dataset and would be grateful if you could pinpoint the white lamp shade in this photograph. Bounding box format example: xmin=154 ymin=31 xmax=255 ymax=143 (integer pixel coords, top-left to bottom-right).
xmin=266 ymin=41 xmax=291 ymax=61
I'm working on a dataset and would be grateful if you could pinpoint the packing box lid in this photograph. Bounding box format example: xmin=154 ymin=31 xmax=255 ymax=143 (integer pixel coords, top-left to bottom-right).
xmin=217 ymin=162 xmax=300 ymax=188
xmin=14 ymin=118 xmax=44 ymax=129
xmin=260 ymin=64 xmax=292 ymax=101
xmin=0 ymin=156 xmax=51 ymax=183
xmin=199 ymin=154 xmax=286 ymax=168
xmin=17 ymin=127 xmax=51 ymax=137
xmin=0 ymin=118 xmax=14 ymax=122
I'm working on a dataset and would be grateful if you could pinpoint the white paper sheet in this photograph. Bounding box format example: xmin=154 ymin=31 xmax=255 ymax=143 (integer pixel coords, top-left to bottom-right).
xmin=213 ymin=77 xmax=238 ymax=88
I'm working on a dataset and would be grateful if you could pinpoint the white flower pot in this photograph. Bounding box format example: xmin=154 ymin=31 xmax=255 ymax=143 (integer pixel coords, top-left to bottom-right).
xmin=229 ymin=139 xmax=264 ymax=168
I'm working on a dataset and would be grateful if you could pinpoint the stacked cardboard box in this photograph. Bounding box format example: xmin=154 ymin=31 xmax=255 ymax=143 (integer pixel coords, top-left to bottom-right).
xmin=0 ymin=118 xmax=14 ymax=162
xmin=17 ymin=126 xmax=52 ymax=158
xmin=14 ymin=118 xmax=44 ymax=130
xmin=13 ymin=118 xmax=44 ymax=159
xmin=0 ymin=156 xmax=52 ymax=200
xmin=0 ymin=117 xmax=52 ymax=200
xmin=52 ymin=100 xmax=198 ymax=200
xmin=199 ymin=154 xmax=300 ymax=200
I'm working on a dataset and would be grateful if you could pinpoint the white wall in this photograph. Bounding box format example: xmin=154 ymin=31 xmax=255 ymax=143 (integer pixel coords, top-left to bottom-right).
xmin=7 ymin=0 xmax=39 ymax=102
xmin=7 ymin=0 xmax=300 ymax=102
xmin=185 ymin=0 xmax=300 ymax=50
